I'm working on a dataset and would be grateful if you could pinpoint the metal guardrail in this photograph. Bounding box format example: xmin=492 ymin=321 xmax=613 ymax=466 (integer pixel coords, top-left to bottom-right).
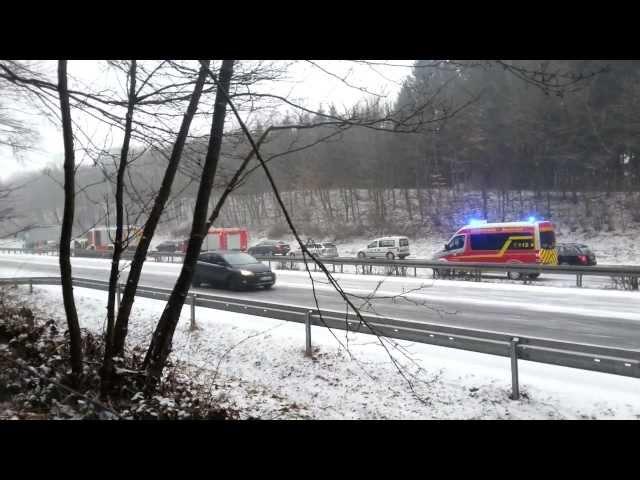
xmin=0 ymin=247 xmax=185 ymax=263
xmin=0 ymin=275 xmax=638 ymax=400
xmin=2 ymin=247 xmax=639 ymax=289
xmin=256 ymin=254 xmax=640 ymax=289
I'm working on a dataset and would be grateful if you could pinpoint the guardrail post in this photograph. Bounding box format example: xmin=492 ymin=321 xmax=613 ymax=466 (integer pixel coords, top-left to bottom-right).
xmin=190 ymin=294 xmax=198 ymax=331
xmin=305 ymin=310 xmax=313 ymax=357
xmin=510 ymin=337 xmax=520 ymax=400
xmin=29 ymin=278 xmax=33 ymax=294
xmin=576 ymin=274 xmax=583 ymax=288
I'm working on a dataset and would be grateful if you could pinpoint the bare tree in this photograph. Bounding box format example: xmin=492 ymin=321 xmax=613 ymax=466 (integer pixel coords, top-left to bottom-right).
xmin=143 ymin=59 xmax=235 ymax=391
xmin=57 ymin=60 xmax=83 ymax=385
xmin=110 ymin=61 xmax=212 ymax=358
xmin=101 ymin=60 xmax=137 ymax=395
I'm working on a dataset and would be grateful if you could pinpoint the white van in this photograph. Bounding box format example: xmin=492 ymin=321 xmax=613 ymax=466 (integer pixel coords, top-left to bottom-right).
xmin=357 ymin=236 xmax=410 ymax=260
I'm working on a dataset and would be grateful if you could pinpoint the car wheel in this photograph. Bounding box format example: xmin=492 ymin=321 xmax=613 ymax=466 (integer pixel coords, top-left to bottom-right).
xmin=507 ymin=271 xmax=524 ymax=280
xmin=528 ymin=273 xmax=540 ymax=279
xmin=357 ymin=252 xmax=366 ymax=259
xmin=386 ymin=252 xmax=395 ymax=260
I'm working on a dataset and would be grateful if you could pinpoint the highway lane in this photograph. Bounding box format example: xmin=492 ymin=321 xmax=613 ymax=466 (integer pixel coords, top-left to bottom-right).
xmin=1 ymin=254 xmax=639 ymax=349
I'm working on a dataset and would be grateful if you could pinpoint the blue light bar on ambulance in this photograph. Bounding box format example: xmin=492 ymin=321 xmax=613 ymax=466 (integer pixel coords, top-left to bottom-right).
xmin=527 ymin=216 xmax=536 ymax=223
xmin=468 ymin=219 xmax=488 ymax=226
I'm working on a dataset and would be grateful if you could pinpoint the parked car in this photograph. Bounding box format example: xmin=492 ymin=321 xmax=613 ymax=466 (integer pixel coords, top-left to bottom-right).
xmin=357 ymin=236 xmax=410 ymax=260
xmin=192 ymin=250 xmax=276 ymax=290
xmin=155 ymin=240 xmax=181 ymax=253
xmin=248 ymin=240 xmax=290 ymax=256
xmin=557 ymin=243 xmax=597 ymax=266
xmin=289 ymin=241 xmax=339 ymax=258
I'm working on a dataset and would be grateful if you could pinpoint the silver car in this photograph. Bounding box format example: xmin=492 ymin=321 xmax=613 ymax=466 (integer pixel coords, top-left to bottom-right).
xmin=357 ymin=236 xmax=410 ymax=260
xmin=290 ymin=242 xmax=339 ymax=258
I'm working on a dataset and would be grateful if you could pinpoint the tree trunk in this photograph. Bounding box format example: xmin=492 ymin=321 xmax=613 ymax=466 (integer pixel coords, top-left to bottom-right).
xmin=143 ymin=60 xmax=235 ymax=392
xmin=546 ymin=190 xmax=552 ymax=219
xmin=111 ymin=61 xmax=211 ymax=357
xmin=417 ymin=188 xmax=425 ymax=222
xmin=481 ymin=187 xmax=488 ymax=220
xmin=101 ymin=60 xmax=136 ymax=396
xmin=404 ymin=188 xmax=413 ymax=221
xmin=57 ymin=60 xmax=83 ymax=385
xmin=351 ymin=188 xmax=360 ymax=220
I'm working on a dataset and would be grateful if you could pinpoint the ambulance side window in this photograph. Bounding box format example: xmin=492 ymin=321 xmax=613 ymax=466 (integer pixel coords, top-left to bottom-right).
xmin=448 ymin=235 xmax=465 ymax=250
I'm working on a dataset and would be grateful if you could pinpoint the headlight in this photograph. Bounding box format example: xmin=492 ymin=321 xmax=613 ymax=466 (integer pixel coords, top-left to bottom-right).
xmin=240 ymin=270 xmax=255 ymax=276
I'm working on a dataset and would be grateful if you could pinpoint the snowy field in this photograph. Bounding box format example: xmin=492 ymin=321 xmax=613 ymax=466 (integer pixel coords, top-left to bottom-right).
xmin=5 ymin=283 xmax=639 ymax=419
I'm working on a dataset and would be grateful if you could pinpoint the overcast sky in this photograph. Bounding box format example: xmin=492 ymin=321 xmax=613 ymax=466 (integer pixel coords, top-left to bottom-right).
xmin=0 ymin=60 xmax=415 ymax=181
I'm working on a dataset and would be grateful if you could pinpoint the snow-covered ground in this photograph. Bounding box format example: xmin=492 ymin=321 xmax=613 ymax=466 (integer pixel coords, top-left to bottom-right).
xmin=6 ymin=283 xmax=639 ymax=419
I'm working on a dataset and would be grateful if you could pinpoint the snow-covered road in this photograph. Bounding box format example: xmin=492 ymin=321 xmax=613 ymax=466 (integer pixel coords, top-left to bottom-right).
xmin=1 ymin=253 xmax=639 ymax=349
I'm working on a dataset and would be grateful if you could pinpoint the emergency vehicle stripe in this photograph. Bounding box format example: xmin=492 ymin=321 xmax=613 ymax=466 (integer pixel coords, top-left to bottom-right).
xmin=539 ymin=248 xmax=558 ymax=265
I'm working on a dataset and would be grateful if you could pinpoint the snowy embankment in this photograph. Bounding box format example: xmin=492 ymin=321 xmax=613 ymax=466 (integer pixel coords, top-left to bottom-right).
xmin=6 ymin=283 xmax=639 ymax=419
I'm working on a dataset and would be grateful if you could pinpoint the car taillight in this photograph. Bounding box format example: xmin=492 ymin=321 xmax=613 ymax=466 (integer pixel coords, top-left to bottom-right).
xmin=578 ymin=255 xmax=587 ymax=264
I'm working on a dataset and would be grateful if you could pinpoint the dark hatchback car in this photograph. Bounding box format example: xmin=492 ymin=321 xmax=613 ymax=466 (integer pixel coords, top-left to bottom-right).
xmin=192 ymin=250 xmax=276 ymax=290
xmin=247 ymin=240 xmax=291 ymax=256
xmin=156 ymin=240 xmax=181 ymax=253
xmin=557 ymin=243 xmax=597 ymax=266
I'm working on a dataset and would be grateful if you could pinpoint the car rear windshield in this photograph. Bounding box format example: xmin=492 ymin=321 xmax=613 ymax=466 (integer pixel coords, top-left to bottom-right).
xmin=540 ymin=231 xmax=556 ymax=249
xmin=221 ymin=252 xmax=258 ymax=265
xmin=399 ymin=239 xmax=409 ymax=247
xmin=575 ymin=245 xmax=592 ymax=254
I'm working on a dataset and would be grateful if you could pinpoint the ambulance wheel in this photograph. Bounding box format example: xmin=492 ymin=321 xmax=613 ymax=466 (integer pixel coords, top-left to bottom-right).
xmin=507 ymin=271 xmax=524 ymax=280
xmin=528 ymin=273 xmax=540 ymax=279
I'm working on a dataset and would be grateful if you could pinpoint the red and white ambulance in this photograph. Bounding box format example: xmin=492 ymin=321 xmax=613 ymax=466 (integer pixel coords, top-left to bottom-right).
xmin=432 ymin=219 xmax=558 ymax=279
